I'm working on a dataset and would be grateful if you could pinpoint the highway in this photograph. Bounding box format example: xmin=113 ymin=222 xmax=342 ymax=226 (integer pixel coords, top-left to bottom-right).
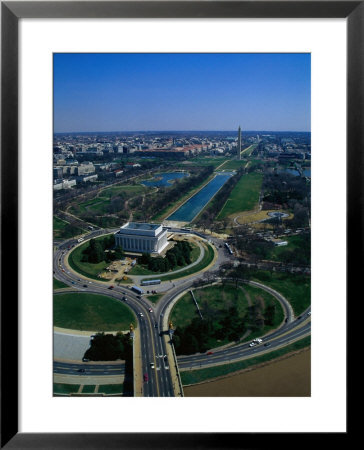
xmin=53 ymin=228 xmax=311 ymax=397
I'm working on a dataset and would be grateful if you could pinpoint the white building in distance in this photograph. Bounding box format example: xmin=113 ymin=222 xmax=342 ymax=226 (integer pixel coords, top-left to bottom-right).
xmin=114 ymin=222 xmax=168 ymax=254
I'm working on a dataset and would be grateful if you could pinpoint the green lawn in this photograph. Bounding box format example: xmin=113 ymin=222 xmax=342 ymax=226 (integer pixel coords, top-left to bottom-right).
xmin=266 ymin=234 xmax=310 ymax=266
xmin=53 ymin=278 xmax=68 ymax=289
xmin=170 ymin=282 xmax=283 ymax=342
xmin=81 ymin=385 xmax=96 ymax=393
xmin=70 ymin=185 xmax=147 ymax=216
xmin=146 ymin=293 xmax=164 ymax=304
xmin=53 ymin=383 xmax=80 ymax=394
xmin=218 ymin=172 xmax=263 ymax=219
xmin=220 ymin=160 xmax=248 ymax=170
xmin=67 ymin=235 xmax=113 ymax=280
xmin=250 ymin=271 xmax=311 ymax=316
xmin=241 ymin=144 xmax=258 ymax=157
xmin=98 ymin=384 xmax=124 ymax=394
xmin=53 ymin=216 xmax=83 ymax=239
xmin=54 ymin=292 xmax=136 ymax=331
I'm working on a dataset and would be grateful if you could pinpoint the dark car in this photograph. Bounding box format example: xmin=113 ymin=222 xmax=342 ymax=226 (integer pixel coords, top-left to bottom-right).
xmin=83 ymin=284 xmax=87 ymax=288
xmin=207 ymin=351 xmax=213 ymax=355
xmin=143 ymin=373 xmax=148 ymax=382
xmin=108 ymin=285 xmax=114 ymax=289
xmin=155 ymin=322 xmax=158 ymax=328
xmin=77 ymin=368 xmax=85 ymax=373
xmin=264 ymin=343 xmax=271 ymax=347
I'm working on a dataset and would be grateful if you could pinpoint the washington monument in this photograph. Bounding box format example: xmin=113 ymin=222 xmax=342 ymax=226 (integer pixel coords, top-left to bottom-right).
xmin=237 ymin=126 xmax=242 ymax=160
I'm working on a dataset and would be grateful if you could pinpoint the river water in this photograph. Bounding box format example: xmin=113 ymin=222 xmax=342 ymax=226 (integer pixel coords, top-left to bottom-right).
xmin=167 ymin=172 xmax=234 ymax=222
xmin=141 ymin=171 xmax=188 ymax=187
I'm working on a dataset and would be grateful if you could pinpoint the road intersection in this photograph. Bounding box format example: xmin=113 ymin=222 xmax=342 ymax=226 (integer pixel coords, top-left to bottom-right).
xmin=53 ymin=228 xmax=311 ymax=397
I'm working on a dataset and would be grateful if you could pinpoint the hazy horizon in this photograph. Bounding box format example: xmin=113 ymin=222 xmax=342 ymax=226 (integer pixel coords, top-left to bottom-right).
xmin=54 ymin=129 xmax=311 ymax=135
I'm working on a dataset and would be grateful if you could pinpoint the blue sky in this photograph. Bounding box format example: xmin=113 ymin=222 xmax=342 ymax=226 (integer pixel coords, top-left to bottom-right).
xmin=53 ymin=53 xmax=310 ymax=132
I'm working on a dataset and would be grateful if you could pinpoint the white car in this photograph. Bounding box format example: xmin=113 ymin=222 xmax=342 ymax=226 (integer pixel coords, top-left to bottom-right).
xmin=249 ymin=342 xmax=257 ymax=347
xmin=254 ymin=338 xmax=263 ymax=343
xmin=150 ymin=362 xmax=154 ymax=369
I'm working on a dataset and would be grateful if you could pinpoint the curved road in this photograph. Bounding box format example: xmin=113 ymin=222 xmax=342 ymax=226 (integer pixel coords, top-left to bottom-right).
xmin=53 ymin=228 xmax=311 ymax=397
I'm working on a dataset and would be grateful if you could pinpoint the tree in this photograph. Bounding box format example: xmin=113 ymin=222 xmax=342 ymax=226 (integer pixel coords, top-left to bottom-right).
xmin=139 ymin=252 xmax=151 ymax=265
xmin=83 ymin=239 xmax=104 ymax=263
xmin=114 ymin=246 xmax=124 ymax=260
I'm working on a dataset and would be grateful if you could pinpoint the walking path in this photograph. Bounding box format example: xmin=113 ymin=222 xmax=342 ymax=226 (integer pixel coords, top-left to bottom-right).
xmin=54 ymin=374 xmax=124 ymax=385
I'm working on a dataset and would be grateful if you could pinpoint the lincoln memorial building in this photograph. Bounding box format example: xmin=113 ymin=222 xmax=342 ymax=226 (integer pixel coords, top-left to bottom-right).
xmin=114 ymin=222 xmax=168 ymax=255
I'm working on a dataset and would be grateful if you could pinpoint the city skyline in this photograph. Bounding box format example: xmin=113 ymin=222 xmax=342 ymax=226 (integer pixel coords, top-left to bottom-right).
xmin=54 ymin=53 xmax=311 ymax=133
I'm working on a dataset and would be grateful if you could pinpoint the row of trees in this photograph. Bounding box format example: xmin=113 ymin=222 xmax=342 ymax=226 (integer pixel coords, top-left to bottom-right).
xmin=138 ymin=240 xmax=193 ymax=273
xmin=81 ymin=236 xmax=124 ymax=264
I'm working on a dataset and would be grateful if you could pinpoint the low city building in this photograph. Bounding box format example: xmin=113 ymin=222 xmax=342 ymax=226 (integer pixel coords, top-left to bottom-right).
xmin=114 ymin=222 xmax=168 ymax=254
xmin=78 ymin=174 xmax=98 ymax=183
xmin=77 ymin=162 xmax=95 ymax=176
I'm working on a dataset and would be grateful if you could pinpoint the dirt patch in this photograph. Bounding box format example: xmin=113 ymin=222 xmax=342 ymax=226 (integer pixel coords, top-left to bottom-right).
xmin=184 ymin=347 xmax=311 ymax=397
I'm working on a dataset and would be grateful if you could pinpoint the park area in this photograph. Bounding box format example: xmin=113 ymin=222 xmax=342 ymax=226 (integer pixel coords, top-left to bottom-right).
xmin=170 ymin=282 xmax=284 ymax=354
xmin=54 ymin=292 xmax=136 ymax=331
xmin=67 ymin=234 xmax=115 ymax=280
xmin=53 ymin=215 xmax=83 ymax=239
xmin=69 ymin=184 xmax=148 ymax=217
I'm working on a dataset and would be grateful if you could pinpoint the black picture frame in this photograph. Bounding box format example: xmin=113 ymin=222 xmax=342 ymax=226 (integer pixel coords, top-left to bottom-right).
xmin=1 ymin=1 xmax=356 ymax=448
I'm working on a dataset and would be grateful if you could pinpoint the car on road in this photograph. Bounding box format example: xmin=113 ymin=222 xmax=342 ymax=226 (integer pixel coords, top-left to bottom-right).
xmin=249 ymin=342 xmax=257 ymax=347
xmin=148 ymin=308 xmax=153 ymax=313
xmin=253 ymin=338 xmax=263 ymax=343
xmin=207 ymin=351 xmax=213 ymax=355
xmin=108 ymin=285 xmax=114 ymax=289
xmin=138 ymin=312 xmax=143 ymax=317
xmin=155 ymin=322 xmax=158 ymax=328
xmin=308 ymin=311 xmax=311 ymax=316
xmin=264 ymin=342 xmax=271 ymax=347
xmin=143 ymin=373 xmax=148 ymax=382
xmin=150 ymin=362 xmax=154 ymax=369
xmin=122 ymin=296 xmax=127 ymax=301
xmin=83 ymin=284 xmax=87 ymax=288
xmin=77 ymin=369 xmax=85 ymax=373
xmin=82 ymin=358 xmax=89 ymax=362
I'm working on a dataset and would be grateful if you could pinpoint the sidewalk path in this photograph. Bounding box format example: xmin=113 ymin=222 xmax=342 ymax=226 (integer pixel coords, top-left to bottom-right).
xmin=54 ymin=374 xmax=124 ymax=385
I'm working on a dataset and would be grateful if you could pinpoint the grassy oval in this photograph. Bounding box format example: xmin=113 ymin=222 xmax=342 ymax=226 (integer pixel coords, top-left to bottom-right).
xmin=54 ymin=293 xmax=136 ymax=331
